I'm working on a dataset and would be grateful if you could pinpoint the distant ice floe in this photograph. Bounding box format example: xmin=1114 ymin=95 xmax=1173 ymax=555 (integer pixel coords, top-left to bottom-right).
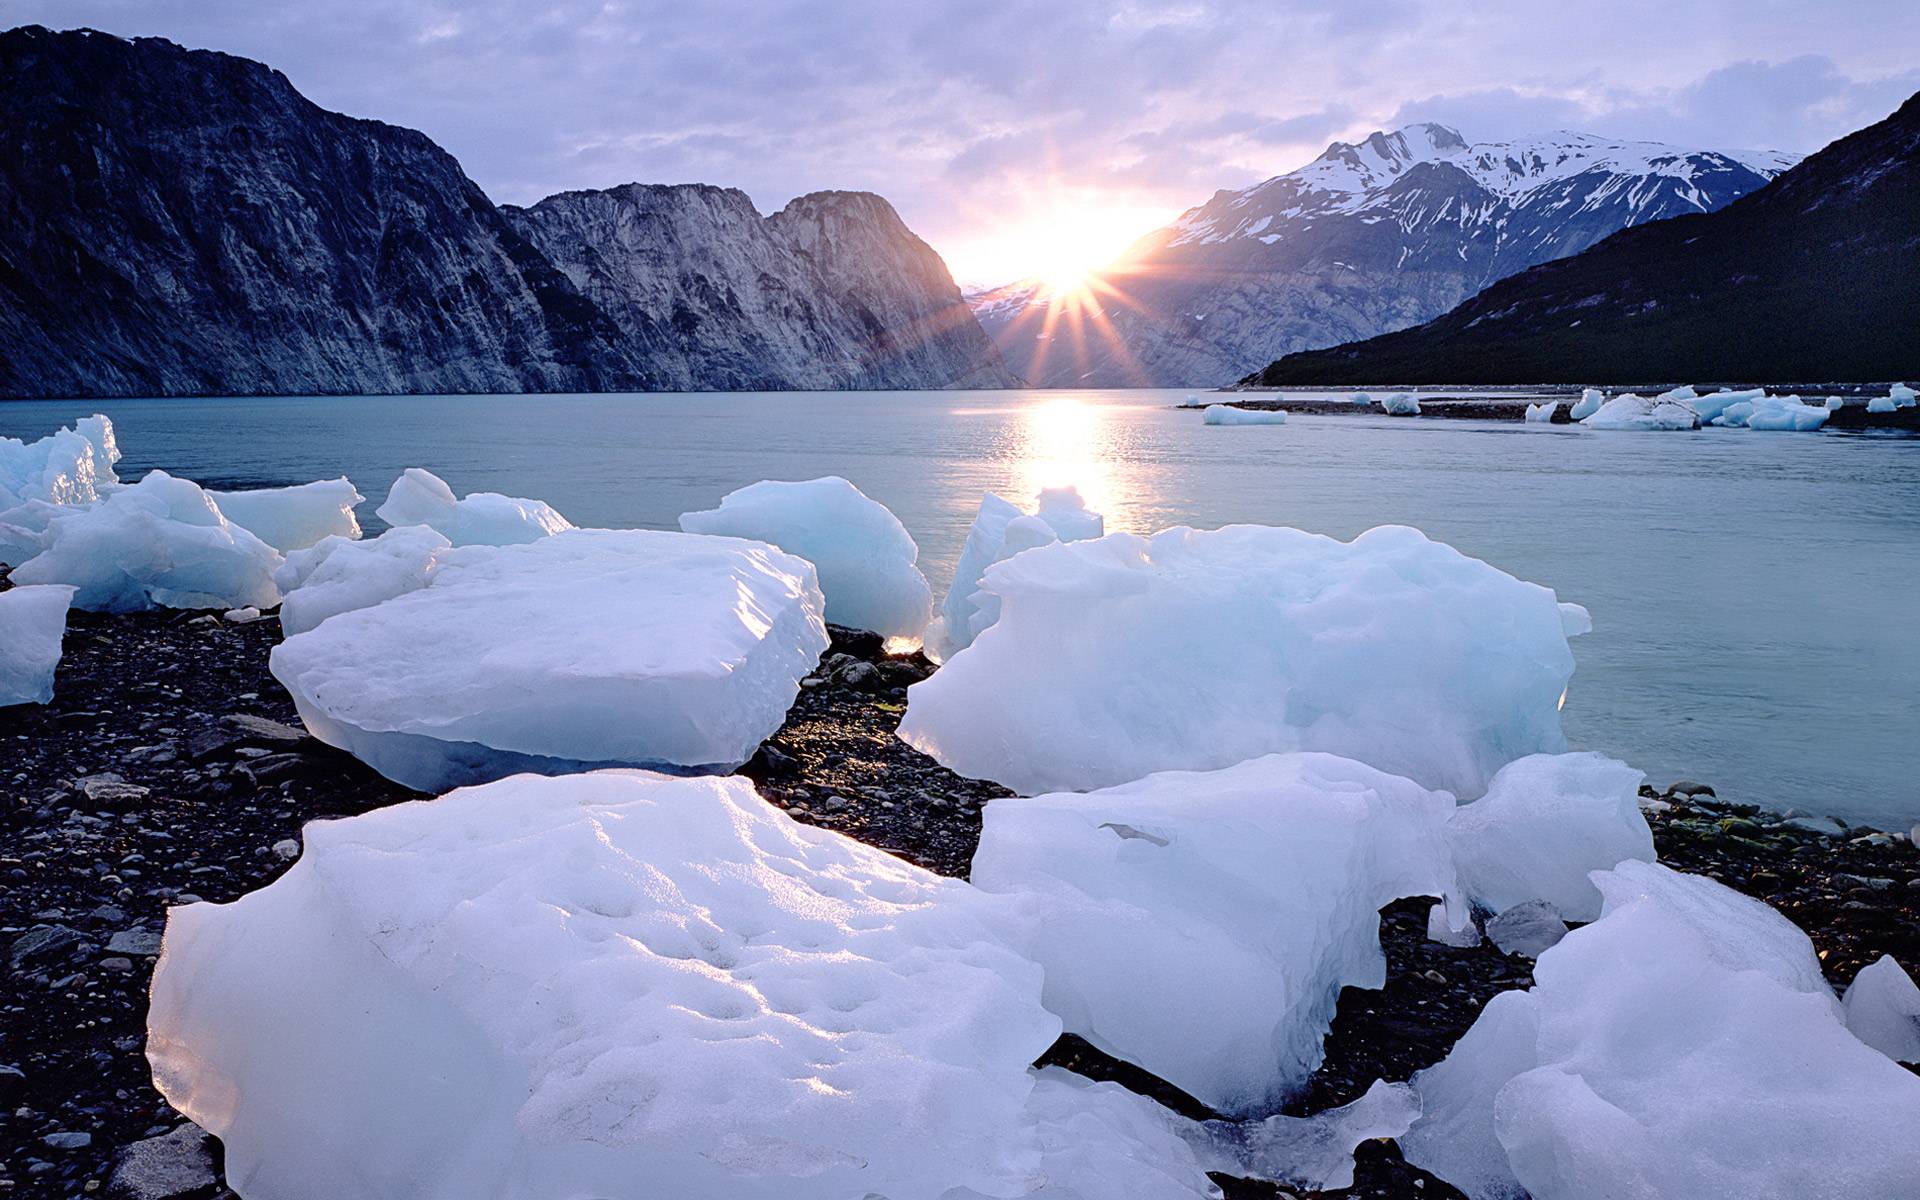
xmin=375 ymin=466 xmax=573 ymax=546
xmin=679 ymin=475 xmax=931 ymax=640
xmin=1379 ymin=391 xmax=1421 ymax=415
xmin=1576 ymin=384 xmax=1831 ymax=431
xmin=1202 ymin=404 xmax=1287 ymax=425
xmin=1567 ymin=388 xmax=1605 ymax=421
xmin=1523 ymin=401 xmax=1559 ymax=423
xmin=923 ymin=486 xmax=1104 ymax=661
xmin=1580 ymin=389 xmax=1701 ymax=430
xmin=1866 ymin=383 xmax=1916 ymax=413
xmin=0 ymin=583 xmax=73 ymax=706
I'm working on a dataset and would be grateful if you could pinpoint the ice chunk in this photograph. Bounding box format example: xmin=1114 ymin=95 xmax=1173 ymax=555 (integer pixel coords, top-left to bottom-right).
xmin=374 ymin=467 xmax=572 ymax=546
xmin=1580 ymin=390 xmax=1700 ymax=430
xmin=1188 ymin=1080 xmax=1420 ymax=1192
xmin=971 ymin=753 xmax=1461 ymax=1114
xmin=1523 ymin=402 xmax=1558 ymax=423
xmin=1380 ymin=392 xmax=1421 ymax=415
xmin=1824 ymin=395 xmax=1847 ymax=410
xmin=269 ymin=529 xmax=828 ymax=791
xmin=1715 ymin=393 xmax=1831 ymax=431
xmin=1448 ymin=753 xmax=1654 ymax=922
xmin=274 ymin=526 xmax=454 ymax=637
xmin=1202 ymin=405 xmax=1287 ymax=425
xmin=902 ymin=524 xmax=1579 ymax=798
xmin=147 ymin=770 xmax=1069 ymax=1200
xmin=1867 ymin=394 xmax=1897 ymax=414
xmin=1556 ymin=602 xmax=1592 ymax=637
xmin=0 ymin=498 xmax=77 ymax=566
xmin=1567 ymin=389 xmax=1604 ymax=421
xmin=0 ymin=414 xmax=119 ymax=515
xmin=1891 ymin=382 xmax=1918 ymax=408
xmin=1403 ymin=861 xmax=1920 ymax=1200
xmin=1484 ymin=900 xmax=1568 ymax=958
xmin=1684 ymin=387 xmax=1764 ymax=425
xmin=1844 ymin=955 xmax=1920 ymax=1063
xmin=0 ymin=584 xmax=73 ymax=706
xmin=208 ymin=478 xmax=364 ymax=552
xmin=926 ymin=487 xmax=1105 ymax=660
xmin=1428 ymin=899 xmax=1482 ymax=947
xmin=1349 ymin=391 xmax=1372 ymax=404
xmin=1015 ymin=1069 xmax=1221 ymax=1200
xmin=10 ymin=471 xmax=282 ymax=612
xmin=679 ymin=476 xmax=931 ymax=639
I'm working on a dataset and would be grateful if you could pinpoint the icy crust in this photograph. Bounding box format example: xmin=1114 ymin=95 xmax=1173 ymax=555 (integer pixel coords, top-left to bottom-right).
xmin=1402 ymin=861 xmax=1920 ymax=1200
xmin=902 ymin=524 xmax=1578 ymax=798
xmin=375 ymin=467 xmax=574 ymax=546
xmin=926 ymin=487 xmax=1104 ymax=660
xmin=274 ymin=526 xmax=453 ymax=637
xmin=147 ymin=772 xmax=1082 ymax=1200
xmin=10 ymin=471 xmax=283 ymax=612
xmin=971 ymin=753 xmax=1462 ymax=1115
xmin=269 ymin=529 xmax=829 ymax=791
xmin=1448 ymin=752 xmax=1654 ymax=922
xmin=0 ymin=584 xmax=74 ymax=706
xmin=679 ymin=476 xmax=932 ymax=639
xmin=208 ymin=478 xmax=364 ymax=552
xmin=1201 ymin=405 xmax=1287 ymax=425
xmin=1844 ymin=955 xmax=1920 ymax=1064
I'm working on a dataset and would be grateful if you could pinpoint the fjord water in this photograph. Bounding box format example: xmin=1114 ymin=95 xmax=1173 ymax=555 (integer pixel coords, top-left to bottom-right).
xmin=6 ymin=389 xmax=1916 ymax=828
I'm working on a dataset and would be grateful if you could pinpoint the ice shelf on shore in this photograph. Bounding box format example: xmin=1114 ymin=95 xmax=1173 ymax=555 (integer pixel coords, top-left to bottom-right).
xmin=971 ymin=753 xmax=1463 ymax=1115
xmin=375 ymin=467 xmax=573 ymax=546
xmin=1401 ymin=861 xmax=1920 ymax=1199
xmin=1202 ymin=404 xmax=1287 ymax=425
xmin=274 ymin=526 xmax=453 ymax=637
xmin=0 ymin=583 xmax=73 ymax=706
xmin=1523 ymin=402 xmax=1559 ymax=423
xmin=208 ymin=478 xmax=364 ymax=552
xmin=147 ymin=771 xmax=1229 ymax=1200
xmin=1581 ymin=388 xmax=1701 ymax=430
xmin=1448 ymin=753 xmax=1654 ymax=922
xmin=902 ymin=524 xmax=1581 ymax=798
xmin=1844 ymin=954 xmax=1920 ymax=1064
xmin=10 ymin=471 xmax=283 ymax=612
xmin=924 ymin=487 xmax=1105 ymax=661
xmin=679 ymin=476 xmax=932 ymax=639
xmin=269 ymin=529 xmax=829 ymax=791
xmin=1380 ymin=392 xmax=1421 ymax=415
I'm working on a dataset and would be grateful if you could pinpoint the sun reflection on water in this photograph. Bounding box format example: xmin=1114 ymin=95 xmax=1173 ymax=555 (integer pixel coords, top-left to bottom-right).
xmin=1012 ymin=397 xmax=1119 ymax=519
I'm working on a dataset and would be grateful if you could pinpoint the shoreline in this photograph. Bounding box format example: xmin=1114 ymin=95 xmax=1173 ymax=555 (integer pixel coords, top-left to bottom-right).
xmin=1199 ymin=390 xmax=1920 ymax=428
xmin=3 ymin=588 xmax=1917 ymax=1197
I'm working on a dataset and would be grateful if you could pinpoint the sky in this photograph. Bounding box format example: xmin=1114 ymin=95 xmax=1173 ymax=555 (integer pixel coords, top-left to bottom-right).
xmin=7 ymin=1 xmax=1919 ymax=286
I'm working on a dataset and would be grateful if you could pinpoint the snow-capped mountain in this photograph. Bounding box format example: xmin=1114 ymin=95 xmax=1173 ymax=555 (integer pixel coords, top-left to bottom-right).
xmin=973 ymin=123 xmax=1798 ymax=388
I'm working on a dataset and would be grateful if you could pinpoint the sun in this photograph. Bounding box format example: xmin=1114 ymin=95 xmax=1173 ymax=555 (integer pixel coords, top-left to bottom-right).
xmin=1037 ymin=253 xmax=1097 ymax=298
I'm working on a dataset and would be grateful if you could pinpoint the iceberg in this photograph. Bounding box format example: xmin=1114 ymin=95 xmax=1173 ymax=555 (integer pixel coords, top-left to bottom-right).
xmin=208 ymin=478 xmax=364 ymax=552
xmin=1380 ymin=392 xmax=1421 ymax=415
xmin=1843 ymin=955 xmax=1920 ymax=1064
xmin=971 ymin=753 xmax=1462 ymax=1115
xmin=10 ymin=471 xmax=282 ymax=612
xmin=925 ymin=486 xmax=1105 ymax=660
xmin=1714 ymin=393 xmax=1830 ymax=431
xmin=274 ymin=526 xmax=454 ymax=637
xmin=1523 ymin=402 xmax=1559 ymax=423
xmin=269 ymin=529 xmax=828 ymax=791
xmin=1401 ymin=861 xmax=1920 ymax=1200
xmin=1867 ymin=394 xmax=1897 ymax=414
xmin=1683 ymin=387 xmax=1763 ymax=425
xmin=1202 ymin=405 xmax=1287 ymax=425
xmin=679 ymin=476 xmax=931 ymax=639
xmin=1447 ymin=752 xmax=1654 ymax=922
xmin=0 ymin=584 xmax=73 ymax=706
xmin=1580 ymin=389 xmax=1700 ymax=430
xmin=1567 ymin=389 xmax=1604 ymax=421
xmin=147 ymin=771 xmax=1083 ymax=1200
xmin=901 ymin=524 xmax=1580 ymax=798
xmin=1891 ymin=382 xmax=1918 ymax=408
xmin=375 ymin=467 xmax=573 ymax=546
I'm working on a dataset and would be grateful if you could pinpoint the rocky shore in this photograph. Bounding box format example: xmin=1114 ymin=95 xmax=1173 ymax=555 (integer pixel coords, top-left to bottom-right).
xmin=3 ymin=582 xmax=1916 ymax=1199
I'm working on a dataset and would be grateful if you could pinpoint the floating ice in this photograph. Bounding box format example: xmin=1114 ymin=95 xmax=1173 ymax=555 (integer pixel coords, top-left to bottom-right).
xmin=1448 ymin=753 xmax=1654 ymax=922
xmin=971 ymin=753 xmax=1461 ymax=1114
xmin=1844 ymin=955 xmax=1920 ymax=1064
xmin=1890 ymin=383 xmax=1918 ymax=408
xmin=1349 ymin=392 xmax=1372 ymax=404
xmin=1714 ymin=393 xmax=1830 ymax=431
xmin=679 ymin=476 xmax=931 ymax=639
xmin=1567 ymin=389 xmax=1604 ymax=421
xmin=1189 ymin=1080 xmax=1420 ymax=1192
xmin=1380 ymin=392 xmax=1421 ymax=415
xmin=925 ymin=487 xmax=1104 ymax=660
xmin=1683 ymin=387 xmax=1762 ymax=425
xmin=902 ymin=524 xmax=1579 ymax=798
xmin=1581 ymin=389 xmax=1700 ymax=430
xmin=147 ymin=771 xmax=1081 ymax=1200
xmin=1867 ymin=394 xmax=1898 ymax=413
xmin=269 ymin=529 xmax=828 ymax=791
xmin=375 ymin=467 xmax=573 ymax=546
xmin=274 ymin=526 xmax=454 ymax=637
xmin=1202 ymin=405 xmax=1287 ymax=425
xmin=10 ymin=471 xmax=282 ymax=612
xmin=1523 ymin=402 xmax=1558 ymax=423
xmin=1402 ymin=861 xmax=1920 ymax=1200
xmin=0 ymin=584 xmax=73 ymax=706
xmin=208 ymin=479 xmax=364 ymax=552
xmin=1825 ymin=395 xmax=1847 ymax=411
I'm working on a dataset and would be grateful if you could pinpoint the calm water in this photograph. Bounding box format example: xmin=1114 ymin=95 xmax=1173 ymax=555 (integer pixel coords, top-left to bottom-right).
xmin=6 ymin=390 xmax=1917 ymax=828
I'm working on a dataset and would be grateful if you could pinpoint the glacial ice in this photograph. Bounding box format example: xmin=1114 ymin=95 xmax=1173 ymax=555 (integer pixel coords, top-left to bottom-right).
xmin=10 ymin=471 xmax=282 ymax=612
xmin=1714 ymin=393 xmax=1831 ymax=431
xmin=925 ymin=486 xmax=1104 ymax=660
xmin=1189 ymin=1080 xmax=1421 ymax=1192
xmin=1567 ymin=389 xmax=1604 ymax=421
xmin=1890 ymin=382 xmax=1918 ymax=407
xmin=1016 ymin=1069 xmax=1221 ymax=1200
xmin=1683 ymin=387 xmax=1762 ymax=425
xmin=1844 ymin=955 xmax=1920 ymax=1063
xmin=1483 ymin=900 xmax=1568 ymax=958
xmin=970 ymin=753 xmax=1462 ymax=1114
xmin=208 ymin=478 xmax=364 ymax=551
xmin=1380 ymin=392 xmax=1421 ymax=415
xmin=1448 ymin=752 xmax=1654 ymax=922
xmin=0 ymin=584 xmax=73 ymax=706
xmin=679 ymin=476 xmax=932 ymax=638
xmin=1523 ymin=402 xmax=1558 ymax=423
xmin=901 ymin=524 xmax=1579 ymax=798
xmin=269 ymin=529 xmax=828 ymax=790
xmin=0 ymin=415 xmax=122 ymax=564
xmin=1202 ymin=405 xmax=1287 ymax=425
xmin=1580 ymin=389 xmax=1700 ymax=430
xmin=146 ymin=771 xmax=1082 ymax=1200
xmin=274 ymin=526 xmax=453 ymax=637
xmin=1867 ymin=394 xmax=1897 ymax=413
xmin=375 ymin=467 xmax=573 ymax=546
xmin=1401 ymin=861 xmax=1920 ymax=1199
xmin=1825 ymin=395 xmax=1847 ymax=410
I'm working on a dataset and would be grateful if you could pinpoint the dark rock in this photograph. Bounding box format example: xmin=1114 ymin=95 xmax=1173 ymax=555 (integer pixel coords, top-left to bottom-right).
xmin=0 ymin=1063 xmax=23 ymax=1104
xmin=106 ymin=928 xmax=164 ymax=957
xmin=9 ymin=923 xmax=86 ymax=968
xmin=1667 ymin=780 xmax=1716 ymax=798
xmin=42 ymin=1131 xmax=92 ymax=1150
xmin=220 ymin=714 xmax=308 ymax=745
xmin=107 ymin=1123 xmax=218 ymax=1200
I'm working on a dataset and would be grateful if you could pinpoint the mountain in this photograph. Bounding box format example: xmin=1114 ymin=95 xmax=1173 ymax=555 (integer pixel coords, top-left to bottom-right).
xmin=1248 ymin=94 xmax=1920 ymax=385
xmin=0 ymin=26 xmax=1012 ymax=398
xmin=973 ymin=123 xmax=1796 ymax=388
xmin=504 ymin=185 xmax=1015 ymax=391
